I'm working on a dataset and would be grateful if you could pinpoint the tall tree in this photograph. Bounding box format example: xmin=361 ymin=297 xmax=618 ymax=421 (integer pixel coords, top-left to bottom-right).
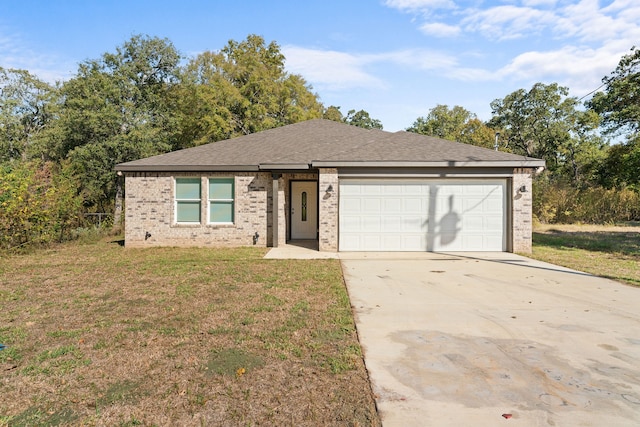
xmin=177 ymin=35 xmax=323 ymax=146
xmin=0 ymin=68 xmax=59 ymax=162
xmin=588 ymin=46 xmax=640 ymax=138
xmin=407 ymin=105 xmax=495 ymax=149
xmin=588 ymin=47 xmax=640 ymax=189
xmin=56 ymin=35 xmax=182 ymax=218
xmin=489 ymin=83 xmax=603 ymax=181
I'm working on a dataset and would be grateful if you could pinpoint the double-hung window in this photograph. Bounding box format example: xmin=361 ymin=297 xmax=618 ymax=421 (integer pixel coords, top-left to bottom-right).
xmin=175 ymin=178 xmax=201 ymax=223
xmin=209 ymin=178 xmax=234 ymax=224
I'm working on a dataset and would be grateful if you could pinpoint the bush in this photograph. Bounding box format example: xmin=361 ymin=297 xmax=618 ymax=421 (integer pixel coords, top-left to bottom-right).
xmin=0 ymin=161 xmax=83 ymax=250
xmin=533 ymin=176 xmax=640 ymax=224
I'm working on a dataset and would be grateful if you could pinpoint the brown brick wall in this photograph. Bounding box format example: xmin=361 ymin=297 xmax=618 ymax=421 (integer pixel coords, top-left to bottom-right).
xmin=124 ymin=172 xmax=270 ymax=248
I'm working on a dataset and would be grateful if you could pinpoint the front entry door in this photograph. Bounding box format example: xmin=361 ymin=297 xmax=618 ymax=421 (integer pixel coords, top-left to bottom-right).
xmin=291 ymin=181 xmax=318 ymax=239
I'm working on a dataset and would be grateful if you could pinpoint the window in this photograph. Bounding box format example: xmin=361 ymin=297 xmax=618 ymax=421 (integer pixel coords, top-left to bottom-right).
xmin=175 ymin=178 xmax=201 ymax=223
xmin=209 ymin=178 xmax=234 ymax=223
xmin=301 ymin=191 xmax=307 ymax=222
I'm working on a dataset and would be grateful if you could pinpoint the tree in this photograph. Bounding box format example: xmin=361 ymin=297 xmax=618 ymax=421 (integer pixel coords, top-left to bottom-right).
xmin=587 ymin=47 xmax=640 ymax=189
xmin=0 ymin=68 xmax=59 ymax=162
xmin=177 ymin=35 xmax=323 ymax=146
xmin=588 ymin=46 xmax=640 ymax=137
xmin=489 ymin=83 xmax=603 ymax=181
xmin=322 ymin=105 xmax=383 ymax=129
xmin=56 ymin=35 xmax=182 ymax=218
xmin=322 ymin=105 xmax=344 ymax=122
xmin=407 ymin=105 xmax=495 ymax=149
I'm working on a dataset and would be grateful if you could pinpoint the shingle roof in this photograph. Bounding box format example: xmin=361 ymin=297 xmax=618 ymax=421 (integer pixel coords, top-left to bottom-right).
xmin=115 ymin=119 xmax=545 ymax=172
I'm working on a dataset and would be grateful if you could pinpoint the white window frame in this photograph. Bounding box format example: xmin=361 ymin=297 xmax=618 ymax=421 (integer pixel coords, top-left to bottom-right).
xmin=208 ymin=177 xmax=235 ymax=224
xmin=174 ymin=177 xmax=202 ymax=224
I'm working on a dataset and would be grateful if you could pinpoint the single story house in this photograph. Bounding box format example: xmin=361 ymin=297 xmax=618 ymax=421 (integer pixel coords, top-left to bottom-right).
xmin=115 ymin=119 xmax=545 ymax=253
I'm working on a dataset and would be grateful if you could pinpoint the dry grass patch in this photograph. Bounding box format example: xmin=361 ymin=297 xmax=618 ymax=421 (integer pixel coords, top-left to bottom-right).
xmin=0 ymin=239 xmax=380 ymax=426
xmin=531 ymin=223 xmax=640 ymax=286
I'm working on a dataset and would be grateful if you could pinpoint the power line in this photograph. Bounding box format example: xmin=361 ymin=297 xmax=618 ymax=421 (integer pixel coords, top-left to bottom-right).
xmin=578 ymin=81 xmax=607 ymax=101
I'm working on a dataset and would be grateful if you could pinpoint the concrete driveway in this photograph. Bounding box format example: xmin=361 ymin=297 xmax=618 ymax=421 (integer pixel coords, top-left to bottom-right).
xmin=341 ymin=252 xmax=640 ymax=426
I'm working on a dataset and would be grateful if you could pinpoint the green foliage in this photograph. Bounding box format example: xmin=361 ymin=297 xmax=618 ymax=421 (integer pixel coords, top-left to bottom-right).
xmin=54 ymin=35 xmax=181 ymax=212
xmin=177 ymin=34 xmax=323 ymax=146
xmin=489 ymin=83 xmax=604 ymax=182
xmin=407 ymin=104 xmax=496 ymax=149
xmin=0 ymin=161 xmax=82 ymax=250
xmin=343 ymin=109 xmax=383 ymax=129
xmin=596 ymin=139 xmax=640 ymax=189
xmin=0 ymin=68 xmax=60 ymax=162
xmin=534 ymin=176 xmax=640 ymax=224
xmin=589 ymin=46 xmax=640 ymax=136
xmin=321 ymin=105 xmax=383 ymax=129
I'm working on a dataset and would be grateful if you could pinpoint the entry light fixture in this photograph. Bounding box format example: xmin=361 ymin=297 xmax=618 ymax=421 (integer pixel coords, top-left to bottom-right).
xmin=519 ymin=185 xmax=527 ymax=193
xmin=326 ymin=184 xmax=334 ymax=193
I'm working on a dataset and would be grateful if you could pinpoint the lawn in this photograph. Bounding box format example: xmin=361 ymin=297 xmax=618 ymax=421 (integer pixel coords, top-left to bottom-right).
xmin=531 ymin=223 xmax=640 ymax=287
xmin=0 ymin=239 xmax=380 ymax=426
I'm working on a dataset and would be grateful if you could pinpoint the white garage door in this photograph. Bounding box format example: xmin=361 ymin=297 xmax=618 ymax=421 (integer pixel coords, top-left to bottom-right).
xmin=339 ymin=180 xmax=506 ymax=251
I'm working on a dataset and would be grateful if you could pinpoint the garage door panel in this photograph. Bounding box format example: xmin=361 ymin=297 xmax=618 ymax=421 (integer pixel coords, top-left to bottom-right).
xmin=362 ymin=216 xmax=381 ymax=232
xmin=382 ymin=216 xmax=402 ymax=232
xmin=383 ymin=199 xmax=402 ymax=213
xmin=362 ymin=198 xmax=382 ymax=212
xmin=339 ymin=180 xmax=506 ymax=251
xmin=342 ymin=198 xmax=361 ymax=213
xmin=341 ymin=215 xmax=361 ymax=231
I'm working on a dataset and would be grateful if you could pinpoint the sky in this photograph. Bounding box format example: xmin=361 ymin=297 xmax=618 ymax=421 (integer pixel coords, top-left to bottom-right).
xmin=1 ymin=0 xmax=638 ymax=131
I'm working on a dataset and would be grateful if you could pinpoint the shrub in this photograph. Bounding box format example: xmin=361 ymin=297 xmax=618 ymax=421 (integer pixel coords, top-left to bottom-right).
xmin=533 ymin=176 xmax=640 ymax=224
xmin=0 ymin=161 xmax=83 ymax=250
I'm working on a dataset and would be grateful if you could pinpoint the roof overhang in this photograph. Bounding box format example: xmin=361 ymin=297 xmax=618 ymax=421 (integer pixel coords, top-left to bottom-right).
xmin=258 ymin=163 xmax=311 ymax=170
xmin=311 ymin=159 xmax=546 ymax=168
xmin=114 ymin=164 xmax=260 ymax=172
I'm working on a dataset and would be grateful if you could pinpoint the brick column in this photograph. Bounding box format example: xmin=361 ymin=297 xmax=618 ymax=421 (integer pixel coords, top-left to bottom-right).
xmin=318 ymin=168 xmax=339 ymax=252
xmin=512 ymin=168 xmax=533 ymax=253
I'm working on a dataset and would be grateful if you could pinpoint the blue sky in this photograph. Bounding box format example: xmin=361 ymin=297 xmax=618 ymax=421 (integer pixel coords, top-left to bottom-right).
xmin=1 ymin=0 xmax=638 ymax=131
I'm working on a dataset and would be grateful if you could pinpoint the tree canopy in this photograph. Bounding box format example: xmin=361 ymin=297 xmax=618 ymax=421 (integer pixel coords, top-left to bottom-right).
xmin=589 ymin=46 xmax=640 ymax=139
xmin=406 ymin=105 xmax=495 ymax=149
xmin=322 ymin=106 xmax=383 ymax=129
xmin=488 ymin=83 xmax=603 ymax=182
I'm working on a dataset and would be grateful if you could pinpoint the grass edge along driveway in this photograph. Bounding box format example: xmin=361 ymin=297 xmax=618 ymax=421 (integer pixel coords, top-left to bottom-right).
xmin=531 ymin=223 xmax=640 ymax=287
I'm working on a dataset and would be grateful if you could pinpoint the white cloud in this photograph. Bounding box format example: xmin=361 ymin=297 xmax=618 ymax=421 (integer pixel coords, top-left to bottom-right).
xmin=384 ymin=0 xmax=455 ymax=11
xmin=555 ymin=0 xmax=640 ymax=44
xmin=522 ymin=0 xmax=557 ymax=6
xmin=419 ymin=22 xmax=461 ymax=37
xmin=461 ymin=5 xmax=556 ymax=40
xmin=496 ymin=44 xmax=629 ymax=96
xmin=282 ymin=46 xmax=383 ymax=90
xmin=0 ymin=29 xmax=74 ymax=83
xmin=376 ymin=48 xmax=458 ymax=70
xmin=283 ymin=45 xmax=460 ymax=91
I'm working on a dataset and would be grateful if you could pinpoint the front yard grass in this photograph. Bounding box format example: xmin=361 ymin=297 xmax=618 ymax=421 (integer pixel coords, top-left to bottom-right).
xmin=0 ymin=239 xmax=380 ymax=426
xmin=531 ymin=223 xmax=640 ymax=287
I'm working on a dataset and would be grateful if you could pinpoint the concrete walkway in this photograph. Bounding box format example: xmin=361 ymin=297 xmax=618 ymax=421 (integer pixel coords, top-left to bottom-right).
xmin=264 ymin=247 xmax=640 ymax=426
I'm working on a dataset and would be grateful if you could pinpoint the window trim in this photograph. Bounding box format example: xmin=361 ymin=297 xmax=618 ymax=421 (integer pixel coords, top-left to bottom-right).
xmin=174 ymin=177 xmax=202 ymax=224
xmin=208 ymin=177 xmax=235 ymax=225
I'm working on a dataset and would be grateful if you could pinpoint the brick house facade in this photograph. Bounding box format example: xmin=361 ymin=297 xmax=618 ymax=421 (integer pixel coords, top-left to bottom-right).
xmin=117 ymin=120 xmax=543 ymax=253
